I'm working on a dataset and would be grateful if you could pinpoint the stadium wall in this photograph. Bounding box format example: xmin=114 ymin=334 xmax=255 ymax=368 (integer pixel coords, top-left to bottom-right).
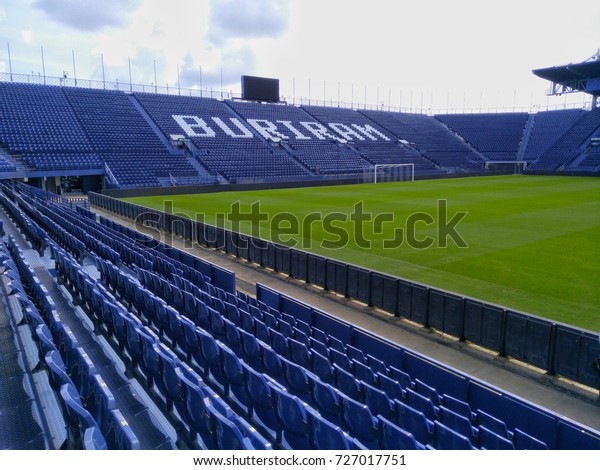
xmin=98 ymin=171 xmax=507 ymax=199
xmin=88 ymin=190 xmax=600 ymax=391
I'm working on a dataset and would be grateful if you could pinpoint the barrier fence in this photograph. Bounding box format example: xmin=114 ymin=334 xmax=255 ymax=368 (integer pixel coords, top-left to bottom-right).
xmin=88 ymin=191 xmax=600 ymax=390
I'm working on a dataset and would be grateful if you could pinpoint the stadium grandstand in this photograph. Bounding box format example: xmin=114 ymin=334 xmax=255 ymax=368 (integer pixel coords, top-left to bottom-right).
xmin=0 ymin=50 xmax=599 ymax=451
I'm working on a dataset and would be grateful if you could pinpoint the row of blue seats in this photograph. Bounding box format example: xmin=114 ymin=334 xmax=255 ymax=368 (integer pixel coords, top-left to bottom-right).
xmin=96 ymin=251 xmax=515 ymax=450
xmin=52 ymin=241 xmax=275 ymax=450
xmin=4 ymin=236 xmax=131 ymax=449
xmin=116 ymin=245 xmax=542 ymax=451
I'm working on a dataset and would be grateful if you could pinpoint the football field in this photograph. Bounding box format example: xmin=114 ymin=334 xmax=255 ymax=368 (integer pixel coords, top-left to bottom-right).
xmin=126 ymin=175 xmax=600 ymax=331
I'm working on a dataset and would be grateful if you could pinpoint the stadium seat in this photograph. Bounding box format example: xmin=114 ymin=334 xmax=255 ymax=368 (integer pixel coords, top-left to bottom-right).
xmin=405 ymin=388 xmax=439 ymax=421
xmin=289 ymin=337 xmax=312 ymax=369
xmin=395 ymin=399 xmax=433 ymax=446
xmin=311 ymin=378 xmax=343 ymax=427
xmin=478 ymin=425 xmax=516 ymax=450
xmin=245 ymin=366 xmax=280 ymax=439
xmin=334 ymin=364 xmax=363 ymax=401
xmin=178 ymin=368 xmax=218 ymax=449
xmin=311 ymin=415 xmax=353 ymax=450
xmin=311 ymin=349 xmax=335 ymax=384
xmin=103 ymin=408 xmax=141 ymax=450
xmin=433 ymin=420 xmax=476 ymax=450
xmin=220 ymin=343 xmax=249 ymax=411
xmin=476 ymin=409 xmax=512 ymax=439
xmin=281 ymin=356 xmax=314 ymax=403
xmin=341 ymin=395 xmax=379 ymax=449
xmin=273 ymin=386 xmax=313 ymax=449
xmin=59 ymin=383 xmax=101 ymax=450
xmin=83 ymin=426 xmax=108 ymax=450
xmin=377 ymin=372 xmax=405 ymax=402
xmin=512 ymin=428 xmax=549 ymax=450
xmin=377 ymin=415 xmax=426 ymax=450
xmin=362 ymin=381 xmax=395 ymax=421
xmin=438 ymin=405 xmax=477 ymax=440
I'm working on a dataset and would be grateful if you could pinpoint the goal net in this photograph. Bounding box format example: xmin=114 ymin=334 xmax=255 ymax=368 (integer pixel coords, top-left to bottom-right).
xmin=372 ymin=163 xmax=415 ymax=183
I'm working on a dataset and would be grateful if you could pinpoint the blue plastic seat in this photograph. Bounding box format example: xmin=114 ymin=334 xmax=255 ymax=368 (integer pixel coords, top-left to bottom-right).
xmin=377 ymin=372 xmax=405 ymax=402
xmin=406 ymin=388 xmax=439 ymax=421
xmin=281 ymin=356 xmax=314 ymax=403
xmin=178 ymin=368 xmax=218 ymax=449
xmin=165 ymin=305 xmax=184 ymax=349
xmin=245 ymin=367 xmax=280 ymax=439
xmin=442 ymin=393 xmax=476 ymax=422
xmin=478 ymin=425 xmax=516 ymax=450
xmin=513 ymin=428 xmax=549 ymax=450
xmin=213 ymin=412 xmax=260 ymax=450
xmin=35 ymin=323 xmax=58 ymax=359
xmin=261 ymin=343 xmax=284 ymax=382
xmin=60 ymin=383 xmax=101 ymax=449
xmin=389 ymin=365 xmax=414 ymax=390
xmin=84 ymin=373 xmax=116 ymax=433
xmin=414 ymin=378 xmax=441 ymax=406
xmin=366 ymin=354 xmax=388 ymax=375
xmin=139 ymin=330 xmax=161 ymax=388
xmin=334 ymin=364 xmax=363 ymax=401
xmin=309 ymin=338 xmax=329 ymax=358
xmin=346 ymin=344 xmax=366 ymax=364
xmin=194 ymin=300 xmax=210 ymax=329
xmin=156 ymin=344 xmax=183 ymax=413
xmin=179 ymin=316 xmax=200 ymax=362
xmin=311 ymin=415 xmax=353 ymax=450
xmin=341 ymin=395 xmax=379 ymax=449
xmin=311 ymin=377 xmax=343 ymax=426
xmin=433 ymin=420 xmax=475 ymax=450
xmin=330 ymin=348 xmax=353 ymax=372
xmin=273 ymin=386 xmax=312 ymax=449
xmin=289 ymin=337 xmax=312 ymax=369
xmin=439 ymin=405 xmax=477 ymax=440
xmin=83 ymin=426 xmax=108 ymax=450
xmin=208 ymin=306 xmax=226 ymax=340
xmin=223 ymin=317 xmax=242 ymax=355
xmin=46 ymin=349 xmax=76 ymax=391
xmin=269 ymin=327 xmax=289 ymax=357
xmin=395 ymin=399 xmax=433 ymax=446
xmin=102 ymin=408 xmax=140 ymax=450
xmin=476 ymin=408 xmax=512 ymax=439
xmin=311 ymin=349 xmax=335 ymax=384
xmin=353 ymin=360 xmax=377 ymax=386
xmin=377 ymin=414 xmax=426 ymax=450
xmin=362 ymin=381 xmax=395 ymax=421
xmin=220 ymin=343 xmax=249 ymax=411
xmin=239 ymin=328 xmax=263 ymax=372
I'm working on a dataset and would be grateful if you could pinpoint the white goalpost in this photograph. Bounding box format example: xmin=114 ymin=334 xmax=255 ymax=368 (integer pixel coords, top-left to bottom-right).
xmin=373 ymin=163 xmax=415 ymax=183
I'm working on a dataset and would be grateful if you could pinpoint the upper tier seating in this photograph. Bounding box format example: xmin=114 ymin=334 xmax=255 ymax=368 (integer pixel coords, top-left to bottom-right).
xmin=135 ymin=93 xmax=310 ymax=183
xmin=0 ymin=83 xmax=101 ymax=171
xmin=63 ymin=88 xmax=205 ymax=187
xmin=435 ymin=113 xmax=529 ymax=161
xmin=521 ymin=109 xmax=584 ymax=163
xmin=228 ymin=101 xmax=372 ymax=175
xmin=302 ymin=105 xmax=439 ymax=175
xmin=528 ymin=108 xmax=600 ymax=170
xmin=362 ymin=110 xmax=486 ymax=171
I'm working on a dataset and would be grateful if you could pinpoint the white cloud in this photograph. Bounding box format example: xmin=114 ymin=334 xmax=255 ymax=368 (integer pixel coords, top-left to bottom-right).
xmin=20 ymin=30 xmax=34 ymax=44
xmin=207 ymin=0 xmax=289 ymax=46
xmin=34 ymin=0 xmax=138 ymax=32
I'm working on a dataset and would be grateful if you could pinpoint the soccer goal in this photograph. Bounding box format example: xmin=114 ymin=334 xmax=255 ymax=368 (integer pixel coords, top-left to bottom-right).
xmin=372 ymin=163 xmax=415 ymax=183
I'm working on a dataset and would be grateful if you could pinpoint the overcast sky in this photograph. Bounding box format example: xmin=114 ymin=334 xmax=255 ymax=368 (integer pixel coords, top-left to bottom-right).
xmin=1 ymin=0 xmax=599 ymax=111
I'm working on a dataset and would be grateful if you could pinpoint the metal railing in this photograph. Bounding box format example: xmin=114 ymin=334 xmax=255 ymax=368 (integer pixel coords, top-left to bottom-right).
xmin=0 ymin=71 xmax=592 ymax=114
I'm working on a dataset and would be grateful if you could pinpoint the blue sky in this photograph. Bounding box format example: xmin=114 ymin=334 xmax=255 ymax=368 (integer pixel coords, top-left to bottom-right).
xmin=1 ymin=0 xmax=599 ymax=111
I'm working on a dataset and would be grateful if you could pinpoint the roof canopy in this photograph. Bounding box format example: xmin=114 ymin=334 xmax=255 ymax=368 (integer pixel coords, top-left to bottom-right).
xmin=532 ymin=51 xmax=600 ymax=97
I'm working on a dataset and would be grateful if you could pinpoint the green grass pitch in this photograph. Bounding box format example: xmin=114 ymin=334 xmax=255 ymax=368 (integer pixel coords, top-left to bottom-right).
xmin=125 ymin=175 xmax=600 ymax=331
